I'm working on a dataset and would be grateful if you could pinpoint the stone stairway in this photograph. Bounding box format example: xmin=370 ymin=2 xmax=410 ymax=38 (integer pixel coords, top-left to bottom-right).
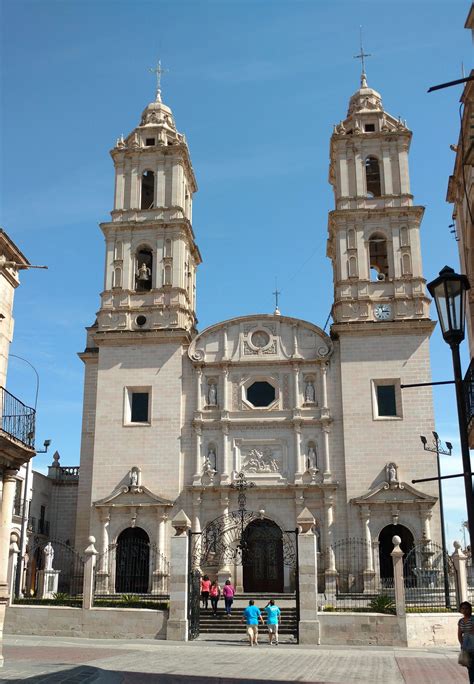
xmin=199 ymin=594 xmax=298 ymax=635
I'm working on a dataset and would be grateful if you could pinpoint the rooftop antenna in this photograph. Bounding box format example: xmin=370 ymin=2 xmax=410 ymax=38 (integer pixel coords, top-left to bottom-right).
xmin=149 ymin=59 xmax=168 ymax=103
xmin=353 ymin=26 xmax=372 ymax=87
xmin=273 ymin=279 xmax=281 ymax=316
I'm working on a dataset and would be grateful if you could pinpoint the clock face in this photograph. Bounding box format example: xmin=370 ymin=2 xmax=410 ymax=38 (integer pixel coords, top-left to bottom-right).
xmin=374 ymin=303 xmax=392 ymax=321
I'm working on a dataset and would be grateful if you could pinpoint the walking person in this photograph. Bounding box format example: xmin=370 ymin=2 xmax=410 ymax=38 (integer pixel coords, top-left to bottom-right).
xmin=222 ymin=578 xmax=235 ymax=616
xmin=458 ymin=601 xmax=474 ymax=682
xmin=242 ymin=599 xmax=264 ymax=647
xmin=200 ymin=574 xmax=211 ymax=610
xmin=209 ymin=579 xmax=220 ymax=616
xmin=264 ymin=599 xmax=281 ymax=645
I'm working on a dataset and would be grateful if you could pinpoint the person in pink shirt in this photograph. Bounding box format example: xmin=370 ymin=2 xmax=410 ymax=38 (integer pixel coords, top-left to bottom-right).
xmin=209 ymin=579 xmax=220 ymax=616
xmin=200 ymin=575 xmax=211 ymax=609
xmin=222 ymin=578 xmax=235 ymax=616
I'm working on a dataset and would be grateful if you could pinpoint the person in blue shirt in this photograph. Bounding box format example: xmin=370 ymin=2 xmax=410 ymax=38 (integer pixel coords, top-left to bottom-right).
xmin=242 ymin=599 xmax=264 ymax=646
xmin=264 ymin=599 xmax=281 ymax=645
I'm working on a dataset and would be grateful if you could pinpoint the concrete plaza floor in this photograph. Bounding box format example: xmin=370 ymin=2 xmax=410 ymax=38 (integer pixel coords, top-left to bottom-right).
xmin=0 ymin=633 xmax=469 ymax=684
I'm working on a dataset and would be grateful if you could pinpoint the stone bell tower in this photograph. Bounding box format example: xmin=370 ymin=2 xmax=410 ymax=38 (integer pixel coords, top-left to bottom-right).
xmin=98 ymin=67 xmax=201 ymax=334
xmin=327 ymin=72 xmax=430 ymax=325
xmin=326 ymin=69 xmax=439 ymax=543
xmin=75 ymin=70 xmax=200 ymax=550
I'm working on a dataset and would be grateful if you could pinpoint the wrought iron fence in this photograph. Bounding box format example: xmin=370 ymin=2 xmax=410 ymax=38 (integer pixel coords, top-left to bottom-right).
xmin=15 ymin=539 xmax=84 ymax=601
xmin=0 ymin=386 xmax=35 ymax=448
xmin=403 ymin=540 xmax=458 ymax=610
xmin=93 ymin=538 xmax=169 ymax=606
xmin=321 ymin=538 xmax=395 ymax=611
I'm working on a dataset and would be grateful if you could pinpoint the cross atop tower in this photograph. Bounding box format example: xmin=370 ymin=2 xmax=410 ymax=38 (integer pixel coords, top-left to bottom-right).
xmin=273 ymin=282 xmax=281 ymax=316
xmin=353 ymin=26 xmax=371 ymax=86
xmin=149 ymin=59 xmax=168 ymax=103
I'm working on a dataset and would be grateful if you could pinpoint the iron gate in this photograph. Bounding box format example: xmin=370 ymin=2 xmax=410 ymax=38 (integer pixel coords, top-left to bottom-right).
xmin=188 ymin=532 xmax=201 ymax=640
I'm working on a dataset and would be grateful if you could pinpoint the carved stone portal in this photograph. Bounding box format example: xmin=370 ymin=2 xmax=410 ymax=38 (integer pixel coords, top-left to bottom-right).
xmin=242 ymin=448 xmax=281 ymax=473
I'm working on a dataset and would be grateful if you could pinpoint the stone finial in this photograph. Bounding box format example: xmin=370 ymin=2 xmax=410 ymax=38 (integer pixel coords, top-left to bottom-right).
xmin=297 ymin=506 xmax=316 ymax=534
xmin=9 ymin=533 xmax=20 ymax=554
xmin=171 ymin=509 xmax=191 ymax=536
xmin=453 ymin=540 xmax=466 ymax=558
xmin=391 ymin=535 xmax=403 ymax=558
xmin=84 ymin=535 xmax=97 ymax=556
xmin=52 ymin=450 xmax=60 ymax=467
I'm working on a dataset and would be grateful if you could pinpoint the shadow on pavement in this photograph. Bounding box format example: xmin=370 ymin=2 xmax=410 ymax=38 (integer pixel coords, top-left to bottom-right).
xmin=0 ymin=664 xmax=104 ymax=683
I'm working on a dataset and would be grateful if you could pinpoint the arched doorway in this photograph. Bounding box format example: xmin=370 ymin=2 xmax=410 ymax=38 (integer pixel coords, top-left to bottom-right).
xmin=115 ymin=527 xmax=150 ymax=593
xmin=242 ymin=519 xmax=284 ymax=593
xmin=379 ymin=524 xmax=414 ymax=583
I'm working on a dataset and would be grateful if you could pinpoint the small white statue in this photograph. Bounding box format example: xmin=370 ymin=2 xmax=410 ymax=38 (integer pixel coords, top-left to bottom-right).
xmin=130 ymin=468 xmax=139 ymax=486
xmin=386 ymin=462 xmax=398 ymax=484
xmin=44 ymin=542 xmax=54 ymax=571
xmin=304 ymin=381 xmax=315 ymax=403
xmin=207 ymin=447 xmax=217 ymax=471
xmin=207 ymin=383 xmax=217 ymax=406
xmin=307 ymin=446 xmax=317 ymax=470
xmin=138 ymin=262 xmax=150 ymax=281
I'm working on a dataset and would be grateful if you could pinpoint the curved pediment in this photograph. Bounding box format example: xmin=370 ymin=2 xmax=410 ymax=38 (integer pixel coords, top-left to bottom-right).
xmin=94 ymin=484 xmax=173 ymax=508
xmin=188 ymin=314 xmax=333 ymax=365
xmin=351 ymin=481 xmax=437 ymax=507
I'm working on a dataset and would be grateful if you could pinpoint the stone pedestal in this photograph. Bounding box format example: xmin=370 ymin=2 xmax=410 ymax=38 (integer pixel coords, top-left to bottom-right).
xmin=297 ymin=507 xmax=320 ymax=645
xmin=37 ymin=570 xmax=60 ymax=599
xmin=452 ymin=541 xmax=468 ymax=603
xmin=94 ymin=572 xmax=110 ymax=594
xmin=167 ymin=510 xmax=191 ymax=641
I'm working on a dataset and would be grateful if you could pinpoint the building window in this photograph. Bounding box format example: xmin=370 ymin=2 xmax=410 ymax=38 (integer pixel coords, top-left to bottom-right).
xmin=145 ymin=138 xmax=155 ymax=146
xmin=246 ymin=381 xmax=276 ymax=407
xmin=125 ymin=387 xmax=151 ymax=425
xmin=365 ymin=156 xmax=382 ymax=197
xmin=372 ymin=380 xmax=402 ymax=419
xmin=141 ymin=170 xmax=155 ymax=209
xmin=364 ymin=123 xmax=376 ymax=132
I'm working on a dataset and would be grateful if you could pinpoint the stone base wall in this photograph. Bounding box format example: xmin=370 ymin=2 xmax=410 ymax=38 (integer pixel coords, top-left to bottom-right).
xmin=319 ymin=613 xmax=405 ymax=646
xmin=405 ymin=613 xmax=459 ymax=648
xmin=5 ymin=606 xmax=167 ymax=640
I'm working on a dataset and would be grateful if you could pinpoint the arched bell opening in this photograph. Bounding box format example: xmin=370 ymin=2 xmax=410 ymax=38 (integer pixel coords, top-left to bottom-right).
xmin=115 ymin=526 xmax=150 ymax=593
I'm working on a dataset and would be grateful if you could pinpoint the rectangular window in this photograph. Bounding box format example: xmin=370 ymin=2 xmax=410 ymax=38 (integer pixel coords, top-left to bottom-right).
xmin=131 ymin=392 xmax=149 ymax=422
xmin=372 ymin=379 xmax=402 ymax=420
xmin=145 ymin=138 xmax=155 ymax=146
xmin=124 ymin=387 xmax=151 ymax=425
xmin=364 ymin=123 xmax=376 ymax=132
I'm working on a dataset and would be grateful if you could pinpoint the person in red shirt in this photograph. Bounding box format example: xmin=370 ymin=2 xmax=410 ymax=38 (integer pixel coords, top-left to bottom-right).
xmin=209 ymin=579 xmax=221 ymax=615
xmin=200 ymin=575 xmax=211 ymax=609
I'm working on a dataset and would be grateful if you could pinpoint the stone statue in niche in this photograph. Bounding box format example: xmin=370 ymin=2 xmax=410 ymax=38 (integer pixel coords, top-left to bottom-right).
xmin=386 ymin=462 xmax=398 ymax=485
xmin=138 ymin=263 xmax=151 ymax=282
xmin=130 ymin=468 xmax=139 ymax=487
xmin=307 ymin=446 xmax=317 ymax=470
xmin=304 ymin=381 xmax=316 ymax=403
xmin=207 ymin=382 xmax=217 ymax=406
xmin=207 ymin=446 xmax=217 ymax=471
xmin=44 ymin=542 xmax=55 ymax=571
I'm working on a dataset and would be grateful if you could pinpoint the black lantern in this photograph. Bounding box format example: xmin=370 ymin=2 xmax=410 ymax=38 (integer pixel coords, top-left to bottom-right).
xmin=427 ymin=266 xmax=470 ymax=347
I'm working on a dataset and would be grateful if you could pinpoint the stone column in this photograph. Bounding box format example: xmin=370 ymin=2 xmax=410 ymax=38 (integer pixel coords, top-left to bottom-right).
xmin=421 ymin=508 xmax=432 ymax=541
xmin=391 ymin=535 xmax=406 ymax=617
xmin=191 ymin=493 xmax=202 ymax=572
xmin=0 ymin=469 xmax=18 ymax=596
xmin=222 ymin=366 xmax=229 ymax=412
xmin=381 ymin=144 xmax=393 ymax=195
xmin=7 ymin=534 xmax=19 ymax=606
xmin=167 ymin=510 xmax=191 ymax=641
xmin=193 ymin=423 xmax=202 ymax=484
xmin=95 ymin=508 xmax=110 ymax=594
xmin=293 ymin=422 xmax=304 ymax=482
xmin=218 ymin=494 xmax=232 ymax=585
xmin=292 ymin=363 xmax=300 ymax=408
xmin=322 ymin=425 xmax=331 ymax=482
xmin=83 ymin=536 xmax=98 ymax=610
xmin=220 ymin=423 xmax=230 ymax=483
xmin=320 ymin=363 xmax=328 ymax=409
xmin=452 ymin=541 xmax=468 ymax=604
xmin=324 ymin=492 xmax=337 ymax=596
xmin=195 ymin=367 xmax=202 ymax=412
xmin=297 ymin=507 xmax=320 ymax=645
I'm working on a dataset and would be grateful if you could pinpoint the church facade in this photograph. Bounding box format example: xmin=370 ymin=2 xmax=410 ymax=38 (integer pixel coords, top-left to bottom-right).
xmin=74 ymin=72 xmax=440 ymax=594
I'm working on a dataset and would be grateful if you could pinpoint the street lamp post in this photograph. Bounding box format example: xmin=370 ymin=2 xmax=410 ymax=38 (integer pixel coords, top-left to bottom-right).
xmin=427 ymin=266 xmax=474 ymax=545
xmin=420 ymin=432 xmax=453 ymax=608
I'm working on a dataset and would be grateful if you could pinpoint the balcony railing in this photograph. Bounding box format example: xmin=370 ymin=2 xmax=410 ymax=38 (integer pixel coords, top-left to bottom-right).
xmin=0 ymin=386 xmax=35 ymax=448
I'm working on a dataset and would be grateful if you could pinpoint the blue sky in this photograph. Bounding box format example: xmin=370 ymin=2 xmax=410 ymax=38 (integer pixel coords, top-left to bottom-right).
xmin=1 ymin=0 xmax=472 ymax=547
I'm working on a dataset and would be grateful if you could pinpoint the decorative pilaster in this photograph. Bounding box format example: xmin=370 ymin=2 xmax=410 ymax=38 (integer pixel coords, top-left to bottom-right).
xmin=83 ymin=536 xmax=98 ymax=610
xmin=220 ymin=423 xmax=230 ymax=483
xmin=292 ymin=363 xmax=300 ymax=408
xmin=222 ymin=366 xmax=229 ymax=413
xmin=0 ymin=469 xmax=18 ymax=596
xmin=195 ymin=367 xmax=202 ymax=412
xmin=293 ymin=422 xmax=304 ymax=482
xmin=391 ymin=535 xmax=406 ymax=617
xmin=192 ymin=423 xmax=202 ymax=484
xmin=320 ymin=363 xmax=328 ymax=409
xmin=297 ymin=507 xmax=320 ymax=645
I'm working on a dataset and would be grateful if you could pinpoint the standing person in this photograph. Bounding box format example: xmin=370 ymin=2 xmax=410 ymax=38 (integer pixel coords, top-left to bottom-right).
xmin=264 ymin=599 xmax=281 ymax=645
xmin=242 ymin=599 xmax=264 ymax=647
xmin=458 ymin=601 xmax=474 ymax=682
xmin=200 ymin=574 xmax=211 ymax=610
xmin=209 ymin=579 xmax=220 ymax=616
xmin=222 ymin=578 xmax=235 ymax=616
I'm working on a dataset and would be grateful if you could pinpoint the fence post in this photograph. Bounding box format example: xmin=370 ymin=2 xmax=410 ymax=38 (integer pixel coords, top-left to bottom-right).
xmin=7 ymin=534 xmax=19 ymax=606
xmin=166 ymin=510 xmax=191 ymax=641
xmin=452 ymin=540 xmax=468 ymax=604
xmin=82 ymin=536 xmax=97 ymax=610
xmin=391 ymin=535 xmax=406 ymax=617
xmin=297 ymin=507 xmax=320 ymax=645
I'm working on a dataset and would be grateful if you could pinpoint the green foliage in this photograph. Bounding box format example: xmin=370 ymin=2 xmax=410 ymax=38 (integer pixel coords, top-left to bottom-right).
xmin=13 ymin=597 xmax=82 ymax=607
xmin=323 ymin=605 xmax=335 ymax=611
xmin=52 ymin=592 xmax=70 ymax=601
xmin=369 ymin=595 xmax=396 ymax=614
xmin=119 ymin=593 xmax=140 ymax=603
